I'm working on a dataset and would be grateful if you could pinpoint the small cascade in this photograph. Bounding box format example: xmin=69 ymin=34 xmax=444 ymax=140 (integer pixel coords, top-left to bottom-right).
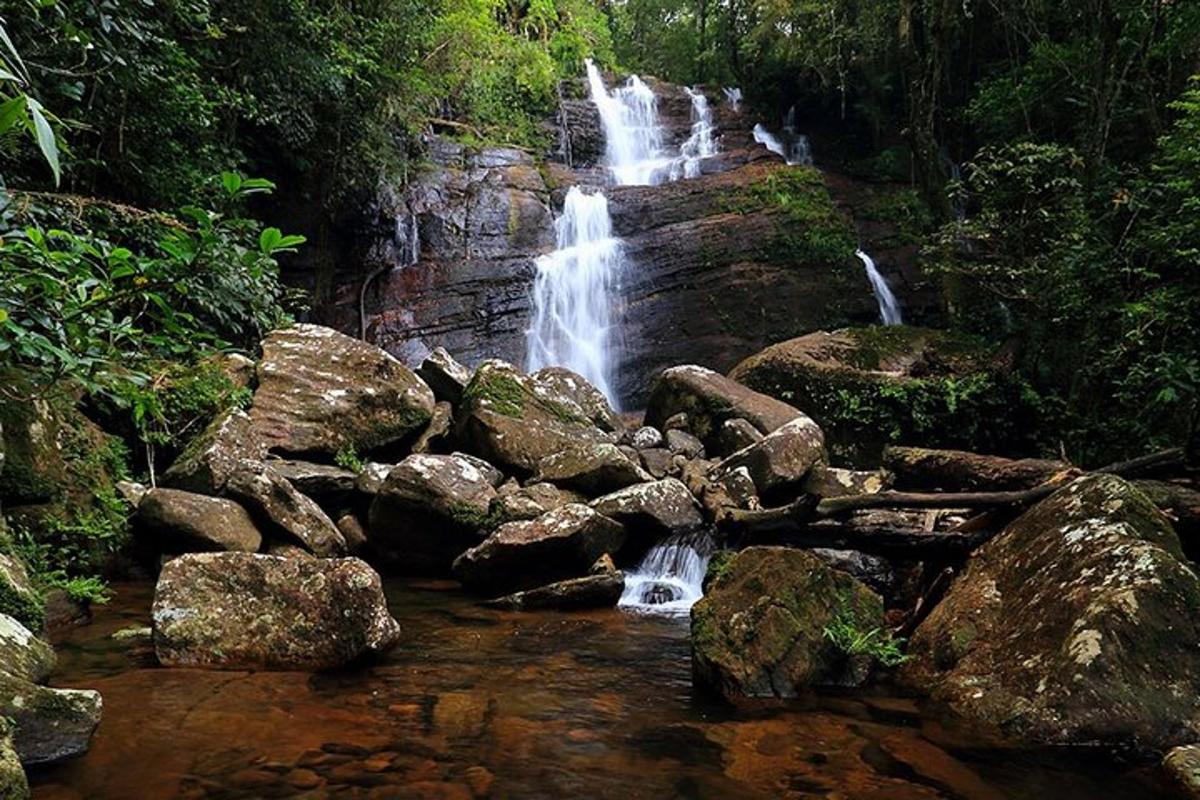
xmin=585 ymin=59 xmax=669 ymax=186
xmin=671 ymin=87 xmax=718 ymax=180
xmin=753 ymin=123 xmax=788 ymax=159
xmin=526 ymin=187 xmax=624 ymax=403
xmin=619 ymin=531 xmax=715 ymax=616
xmin=788 ymin=134 xmax=813 ymax=167
xmin=722 ymin=87 xmax=742 ymax=110
xmin=753 ymin=123 xmax=812 ymax=166
xmin=856 ymin=249 xmax=903 ymax=326
xmin=394 ymin=211 xmax=420 ymax=268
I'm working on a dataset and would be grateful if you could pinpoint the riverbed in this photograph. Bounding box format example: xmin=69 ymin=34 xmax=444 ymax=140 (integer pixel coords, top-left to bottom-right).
xmin=30 ymin=581 xmax=1170 ymax=799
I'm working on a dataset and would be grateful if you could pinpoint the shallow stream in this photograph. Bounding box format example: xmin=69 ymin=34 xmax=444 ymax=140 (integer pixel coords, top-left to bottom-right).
xmin=31 ymin=581 xmax=1170 ymax=799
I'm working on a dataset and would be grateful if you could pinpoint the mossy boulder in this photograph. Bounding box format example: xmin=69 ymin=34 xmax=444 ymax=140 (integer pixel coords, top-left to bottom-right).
xmin=249 ymin=324 xmax=435 ymax=458
xmin=644 ymin=365 xmax=803 ymax=448
xmin=0 ymin=614 xmax=54 ymax=685
xmin=152 ymin=553 xmax=400 ymax=671
xmin=903 ymin=475 xmax=1200 ymax=752
xmin=0 ymin=672 xmax=101 ymax=765
xmin=366 ymin=454 xmax=499 ymax=574
xmin=456 ymin=360 xmax=612 ymax=474
xmin=691 ymin=547 xmax=884 ymax=699
xmin=0 ymin=558 xmax=43 ymax=635
xmin=452 ymin=504 xmax=626 ymax=595
xmin=530 ymin=367 xmax=622 ymax=433
xmin=0 ymin=718 xmax=28 ymax=799
xmin=534 ymin=443 xmax=652 ymax=496
xmin=711 ymin=414 xmax=827 ymax=502
xmin=160 ymin=408 xmax=265 ymax=496
xmin=728 ymin=327 xmax=1040 ymax=465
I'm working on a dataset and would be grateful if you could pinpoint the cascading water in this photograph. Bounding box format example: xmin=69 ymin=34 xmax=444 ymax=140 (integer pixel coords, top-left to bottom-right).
xmin=753 ymin=123 xmax=812 ymax=166
xmin=618 ymin=531 xmax=715 ymax=616
xmin=722 ymin=87 xmax=743 ymax=110
xmin=856 ymin=249 xmax=903 ymax=326
xmin=753 ymin=123 xmax=788 ymax=160
xmin=526 ymin=187 xmax=624 ymax=403
xmin=671 ymin=87 xmax=718 ymax=180
xmin=585 ymin=59 xmax=670 ymax=186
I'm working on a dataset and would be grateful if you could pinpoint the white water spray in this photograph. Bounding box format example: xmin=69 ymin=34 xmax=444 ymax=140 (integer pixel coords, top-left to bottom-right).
xmin=856 ymin=249 xmax=903 ymax=326
xmin=753 ymin=123 xmax=787 ymax=159
xmin=671 ymin=87 xmax=718 ymax=180
xmin=526 ymin=187 xmax=624 ymax=403
xmin=722 ymin=87 xmax=742 ymax=110
xmin=619 ymin=532 xmax=714 ymax=616
xmin=753 ymin=123 xmax=812 ymax=166
xmin=585 ymin=59 xmax=671 ymax=186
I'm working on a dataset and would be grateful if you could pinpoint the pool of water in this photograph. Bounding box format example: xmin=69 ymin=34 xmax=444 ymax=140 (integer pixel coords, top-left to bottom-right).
xmin=30 ymin=580 xmax=1170 ymax=799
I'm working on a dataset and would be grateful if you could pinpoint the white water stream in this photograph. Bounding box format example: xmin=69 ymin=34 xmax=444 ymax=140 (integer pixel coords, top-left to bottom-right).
xmin=618 ymin=531 xmax=714 ymax=616
xmin=856 ymin=249 xmax=903 ymax=325
xmin=671 ymin=87 xmax=717 ymax=180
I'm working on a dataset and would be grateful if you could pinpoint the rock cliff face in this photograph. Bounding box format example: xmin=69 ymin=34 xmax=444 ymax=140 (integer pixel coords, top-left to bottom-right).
xmin=304 ymin=74 xmax=924 ymax=407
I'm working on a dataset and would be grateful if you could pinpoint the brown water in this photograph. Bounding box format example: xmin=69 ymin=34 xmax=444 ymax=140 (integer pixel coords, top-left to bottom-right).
xmin=31 ymin=580 xmax=1169 ymax=799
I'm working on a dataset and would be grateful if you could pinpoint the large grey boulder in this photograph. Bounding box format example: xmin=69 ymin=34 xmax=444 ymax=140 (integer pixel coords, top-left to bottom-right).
xmin=137 ymin=488 xmax=263 ymax=554
xmin=453 ymin=504 xmax=625 ymax=595
xmin=249 ymin=324 xmax=435 ymax=458
xmin=417 ymin=347 xmax=472 ymax=406
xmin=590 ymin=479 xmax=704 ymax=557
xmin=534 ymin=443 xmax=651 ymax=496
xmin=711 ymin=414 xmax=826 ymax=499
xmin=367 ymin=454 xmax=498 ymax=573
xmin=691 ymin=547 xmax=884 ymax=699
xmin=225 ymin=461 xmax=346 ymax=557
xmin=530 ymin=367 xmax=622 ymax=433
xmin=152 ymin=553 xmax=400 ymax=671
xmin=903 ymin=475 xmax=1200 ymax=751
xmin=456 ymin=360 xmax=611 ymax=474
xmin=645 ymin=365 xmax=802 ymax=446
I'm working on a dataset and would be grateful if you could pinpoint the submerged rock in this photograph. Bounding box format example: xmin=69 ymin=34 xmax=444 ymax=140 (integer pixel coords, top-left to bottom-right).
xmin=712 ymin=414 xmax=826 ymax=500
xmin=225 ymin=461 xmax=346 ymax=557
xmin=645 ymin=365 xmax=801 ymax=446
xmin=136 ymin=488 xmax=263 ymax=554
xmin=152 ymin=553 xmax=400 ymax=671
xmin=483 ymin=562 xmax=625 ymax=611
xmin=0 ymin=672 xmax=101 ymax=765
xmin=534 ymin=443 xmax=652 ymax=496
xmin=249 ymin=323 xmax=435 ymax=458
xmin=903 ymin=475 xmax=1200 ymax=752
xmin=456 ymin=360 xmax=611 ymax=474
xmin=366 ymin=454 xmax=498 ymax=573
xmin=453 ymin=504 xmax=625 ymax=595
xmin=691 ymin=547 xmax=884 ymax=699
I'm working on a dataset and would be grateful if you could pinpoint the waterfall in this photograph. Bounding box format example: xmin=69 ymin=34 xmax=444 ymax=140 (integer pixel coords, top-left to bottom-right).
xmin=585 ymin=59 xmax=669 ymax=186
xmin=394 ymin=211 xmax=420 ymax=268
xmin=788 ymin=134 xmax=813 ymax=167
xmin=753 ymin=123 xmax=788 ymax=160
xmin=856 ymin=249 xmax=903 ymax=326
xmin=619 ymin=531 xmax=715 ymax=616
xmin=671 ymin=87 xmax=717 ymax=180
xmin=722 ymin=87 xmax=742 ymax=110
xmin=526 ymin=187 xmax=624 ymax=403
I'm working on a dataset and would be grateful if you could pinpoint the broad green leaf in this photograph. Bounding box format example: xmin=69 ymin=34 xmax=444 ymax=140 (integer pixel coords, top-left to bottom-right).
xmin=26 ymin=97 xmax=60 ymax=185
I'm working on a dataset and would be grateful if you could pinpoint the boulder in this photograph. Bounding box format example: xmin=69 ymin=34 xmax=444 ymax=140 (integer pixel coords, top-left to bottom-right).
xmin=903 ymin=475 xmax=1200 ymax=751
xmin=411 ymin=401 xmax=453 ymax=454
xmin=249 ymin=324 xmax=435 ymax=458
xmin=417 ymin=347 xmax=472 ymax=406
xmin=336 ymin=513 xmax=368 ymax=555
xmin=639 ymin=448 xmax=676 ymax=479
xmin=1164 ymin=745 xmax=1200 ymax=797
xmin=136 ymin=488 xmax=263 ymax=554
xmin=0 ymin=719 xmax=27 ymax=798
xmin=267 ymin=460 xmax=358 ymax=504
xmin=531 ymin=367 xmax=622 ymax=433
xmin=0 ymin=672 xmax=101 ymax=764
xmin=665 ymin=429 xmax=705 ymax=459
xmin=152 ymin=553 xmax=400 ymax=671
xmin=366 ymin=454 xmax=498 ymax=573
xmin=534 ymin=443 xmax=652 ymax=496
xmin=729 ymin=328 xmax=1036 ymax=464
xmin=225 ymin=461 xmax=346 ymax=557
xmin=453 ymin=504 xmax=626 ymax=594
xmin=482 ymin=558 xmax=625 ymax=611
xmin=491 ymin=481 xmax=582 ymax=524
xmin=0 ymin=555 xmax=43 ymax=633
xmin=630 ymin=426 xmax=663 ymax=450
xmin=0 ymin=614 xmax=55 ymax=684
xmin=590 ymin=479 xmax=704 ymax=556
xmin=803 ymin=465 xmax=889 ymax=498
xmin=711 ymin=415 xmax=826 ymax=500
xmin=691 ymin=547 xmax=884 ymax=699
xmin=354 ymin=462 xmax=394 ymax=496
xmin=456 ymin=360 xmax=611 ymax=474
xmin=452 ymin=452 xmax=505 ymax=488
xmin=714 ymin=418 xmax=762 ymax=458
xmin=808 ymin=549 xmax=895 ymax=596
xmin=160 ymin=408 xmax=265 ymax=495
xmin=645 ymin=365 xmax=801 ymax=446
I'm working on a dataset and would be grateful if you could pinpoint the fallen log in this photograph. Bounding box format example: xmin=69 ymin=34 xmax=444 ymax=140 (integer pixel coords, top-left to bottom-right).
xmin=813 ymin=475 xmax=1076 ymax=517
xmin=1097 ymin=447 xmax=1187 ymax=478
xmin=882 ymin=446 xmax=1070 ymax=492
xmin=753 ymin=521 xmax=994 ymax=558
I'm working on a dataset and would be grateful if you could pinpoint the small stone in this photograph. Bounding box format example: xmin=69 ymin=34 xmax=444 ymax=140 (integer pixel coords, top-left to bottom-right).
xmin=665 ymin=429 xmax=705 ymax=459
xmin=630 ymin=426 xmax=663 ymax=450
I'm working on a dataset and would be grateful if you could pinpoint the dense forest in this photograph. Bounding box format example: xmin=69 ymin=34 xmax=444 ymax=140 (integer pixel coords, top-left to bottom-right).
xmin=1 ymin=1 xmax=1200 ymax=797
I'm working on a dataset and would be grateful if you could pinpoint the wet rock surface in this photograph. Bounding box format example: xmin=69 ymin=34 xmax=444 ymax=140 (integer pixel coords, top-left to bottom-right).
xmin=136 ymin=488 xmax=263 ymax=555
xmin=152 ymin=553 xmax=400 ymax=671
xmin=646 ymin=365 xmax=804 ymax=446
xmin=903 ymin=475 xmax=1200 ymax=752
xmin=225 ymin=461 xmax=347 ymax=557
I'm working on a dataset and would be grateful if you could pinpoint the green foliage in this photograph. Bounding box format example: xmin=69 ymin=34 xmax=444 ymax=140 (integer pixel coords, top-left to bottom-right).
xmin=0 ymin=12 xmax=61 ymax=185
xmin=734 ymin=168 xmax=858 ymax=270
xmin=334 ymin=445 xmax=364 ymax=474
xmin=823 ymin=608 xmax=909 ymax=668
